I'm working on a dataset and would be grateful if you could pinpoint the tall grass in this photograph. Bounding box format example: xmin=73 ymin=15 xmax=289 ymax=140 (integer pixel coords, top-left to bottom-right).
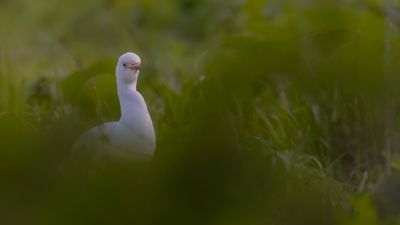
xmin=0 ymin=0 xmax=399 ymax=224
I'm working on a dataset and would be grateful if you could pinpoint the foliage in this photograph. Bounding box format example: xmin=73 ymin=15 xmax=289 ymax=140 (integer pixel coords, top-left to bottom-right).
xmin=1 ymin=0 xmax=400 ymax=224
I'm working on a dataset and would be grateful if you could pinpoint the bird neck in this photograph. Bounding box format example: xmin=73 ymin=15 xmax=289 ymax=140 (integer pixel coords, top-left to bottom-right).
xmin=117 ymin=79 xmax=137 ymax=111
xmin=117 ymin=79 xmax=137 ymax=93
xmin=117 ymin=79 xmax=145 ymax=129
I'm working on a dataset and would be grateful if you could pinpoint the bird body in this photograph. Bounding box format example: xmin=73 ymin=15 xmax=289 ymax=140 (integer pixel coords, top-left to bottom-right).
xmin=73 ymin=52 xmax=155 ymax=160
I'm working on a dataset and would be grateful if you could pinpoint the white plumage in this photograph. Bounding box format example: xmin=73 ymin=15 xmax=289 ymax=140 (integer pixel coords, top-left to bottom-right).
xmin=73 ymin=52 xmax=156 ymax=160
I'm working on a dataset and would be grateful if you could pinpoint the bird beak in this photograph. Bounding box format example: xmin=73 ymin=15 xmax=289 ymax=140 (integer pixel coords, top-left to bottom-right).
xmin=127 ymin=63 xmax=141 ymax=70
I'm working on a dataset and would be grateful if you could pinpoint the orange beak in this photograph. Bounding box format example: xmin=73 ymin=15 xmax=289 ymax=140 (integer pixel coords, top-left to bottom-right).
xmin=125 ymin=63 xmax=141 ymax=70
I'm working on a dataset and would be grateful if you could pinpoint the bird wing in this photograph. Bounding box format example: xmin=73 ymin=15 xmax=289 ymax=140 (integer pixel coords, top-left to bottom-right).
xmin=73 ymin=122 xmax=154 ymax=161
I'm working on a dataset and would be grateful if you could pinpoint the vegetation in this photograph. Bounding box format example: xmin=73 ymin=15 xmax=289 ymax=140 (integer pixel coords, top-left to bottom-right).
xmin=1 ymin=0 xmax=400 ymax=224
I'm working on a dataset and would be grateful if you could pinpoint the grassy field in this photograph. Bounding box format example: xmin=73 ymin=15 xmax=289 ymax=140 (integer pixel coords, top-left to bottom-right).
xmin=1 ymin=0 xmax=400 ymax=224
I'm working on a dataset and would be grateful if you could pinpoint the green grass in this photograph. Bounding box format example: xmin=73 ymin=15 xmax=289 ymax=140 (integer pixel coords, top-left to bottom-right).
xmin=1 ymin=0 xmax=400 ymax=224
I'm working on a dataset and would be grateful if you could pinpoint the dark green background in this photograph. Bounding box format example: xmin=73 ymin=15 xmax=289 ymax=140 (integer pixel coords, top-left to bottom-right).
xmin=0 ymin=0 xmax=399 ymax=224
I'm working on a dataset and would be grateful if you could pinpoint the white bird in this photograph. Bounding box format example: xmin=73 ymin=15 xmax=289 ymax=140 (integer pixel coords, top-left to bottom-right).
xmin=73 ymin=52 xmax=156 ymax=161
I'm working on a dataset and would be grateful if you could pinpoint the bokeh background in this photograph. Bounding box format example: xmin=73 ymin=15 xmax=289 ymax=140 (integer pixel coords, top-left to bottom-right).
xmin=1 ymin=0 xmax=400 ymax=224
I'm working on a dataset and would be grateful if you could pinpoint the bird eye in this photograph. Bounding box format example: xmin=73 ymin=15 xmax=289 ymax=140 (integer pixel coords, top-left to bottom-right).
xmin=123 ymin=63 xmax=127 ymax=67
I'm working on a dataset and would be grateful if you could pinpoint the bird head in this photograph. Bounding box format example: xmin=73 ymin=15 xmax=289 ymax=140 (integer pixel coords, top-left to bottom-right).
xmin=116 ymin=52 xmax=142 ymax=84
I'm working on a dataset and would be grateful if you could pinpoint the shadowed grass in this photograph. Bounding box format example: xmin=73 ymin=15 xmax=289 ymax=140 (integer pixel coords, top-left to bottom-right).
xmin=1 ymin=1 xmax=400 ymax=224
